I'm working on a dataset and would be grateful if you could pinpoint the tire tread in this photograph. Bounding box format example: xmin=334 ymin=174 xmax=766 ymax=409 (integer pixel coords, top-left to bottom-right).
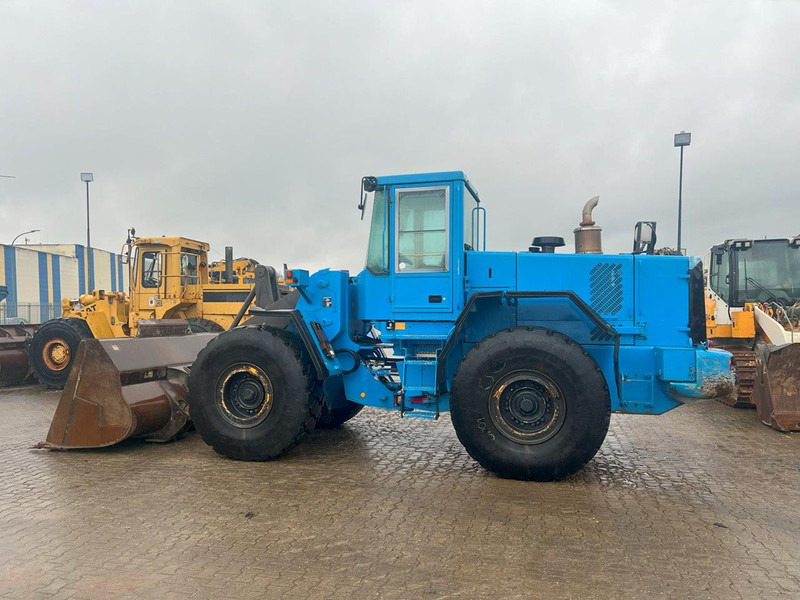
xmin=451 ymin=326 xmax=611 ymax=481
xmin=188 ymin=325 xmax=323 ymax=461
xmin=29 ymin=318 xmax=93 ymax=388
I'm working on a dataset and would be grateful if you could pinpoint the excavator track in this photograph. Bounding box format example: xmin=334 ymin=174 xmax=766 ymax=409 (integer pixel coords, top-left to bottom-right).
xmin=719 ymin=348 xmax=757 ymax=408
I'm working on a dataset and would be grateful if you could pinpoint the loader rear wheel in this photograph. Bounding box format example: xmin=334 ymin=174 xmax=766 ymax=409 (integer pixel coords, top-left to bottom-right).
xmin=450 ymin=327 xmax=610 ymax=481
xmin=186 ymin=318 xmax=224 ymax=333
xmin=187 ymin=326 xmax=323 ymax=460
xmin=29 ymin=318 xmax=92 ymax=388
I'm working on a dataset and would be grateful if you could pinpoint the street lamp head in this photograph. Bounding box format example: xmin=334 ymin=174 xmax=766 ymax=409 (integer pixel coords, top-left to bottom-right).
xmin=11 ymin=229 xmax=40 ymax=245
xmin=674 ymin=132 xmax=691 ymax=147
xmin=80 ymin=172 xmax=94 ymax=182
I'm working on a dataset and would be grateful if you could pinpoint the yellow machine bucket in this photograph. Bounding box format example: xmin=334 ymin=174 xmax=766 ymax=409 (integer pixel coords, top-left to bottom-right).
xmin=37 ymin=333 xmax=217 ymax=449
xmin=752 ymin=343 xmax=800 ymax=432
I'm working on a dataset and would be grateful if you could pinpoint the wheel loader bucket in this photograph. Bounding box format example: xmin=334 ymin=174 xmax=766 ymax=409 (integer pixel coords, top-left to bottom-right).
xmin=0 ymin=324 xmax=38 ymax=387
xmin=752 ymin=343 xmax=800 ymax=432
xmin=36 ymin=333 xmax=217 ymax=449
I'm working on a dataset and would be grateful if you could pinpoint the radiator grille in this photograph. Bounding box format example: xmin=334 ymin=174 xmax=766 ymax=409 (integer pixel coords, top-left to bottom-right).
xmin=589 ymin=263 xmax=623 ymax=315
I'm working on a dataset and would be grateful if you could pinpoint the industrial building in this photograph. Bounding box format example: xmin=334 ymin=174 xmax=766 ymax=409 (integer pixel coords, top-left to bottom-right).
xmin=0 ymin=243 xmax=127 ymax=324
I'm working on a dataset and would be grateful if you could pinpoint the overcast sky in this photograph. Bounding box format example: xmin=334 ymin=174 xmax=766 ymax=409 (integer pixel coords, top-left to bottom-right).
xmin=1 ymin=1 xmax=798 ymax=271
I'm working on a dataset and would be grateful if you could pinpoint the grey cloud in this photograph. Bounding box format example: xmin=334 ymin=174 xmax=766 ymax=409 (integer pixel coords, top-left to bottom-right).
xmin=1 ymin=1 xmax=798 ymax=273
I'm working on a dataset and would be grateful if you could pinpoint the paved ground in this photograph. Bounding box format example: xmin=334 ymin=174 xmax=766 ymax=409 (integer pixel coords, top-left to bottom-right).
xmin=0 ymin=386 xmax=798 ymax=600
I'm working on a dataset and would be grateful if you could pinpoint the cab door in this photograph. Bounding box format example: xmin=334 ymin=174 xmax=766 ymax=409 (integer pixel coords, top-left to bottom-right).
xmin=132 ymin=247 xmax=165 ymax=316
xmin=390 ymin=185 xmax=454 ymax=318
xmin=179 ymin=250 xmax=202 ymax=301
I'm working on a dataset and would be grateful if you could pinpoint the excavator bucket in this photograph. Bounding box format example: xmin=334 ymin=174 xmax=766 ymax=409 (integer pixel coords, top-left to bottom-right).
xmin=37 ymin=333 xmax=217 ymax=449
xmin=0 ymin=324 xmax=38 ymax=387
xmin=752 ymin=343 xmax=800 ymax=432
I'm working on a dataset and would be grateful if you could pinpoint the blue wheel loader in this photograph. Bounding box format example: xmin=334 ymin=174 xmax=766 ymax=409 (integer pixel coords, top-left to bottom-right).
xmin=39 ymin=172 xmax=735 ymax=481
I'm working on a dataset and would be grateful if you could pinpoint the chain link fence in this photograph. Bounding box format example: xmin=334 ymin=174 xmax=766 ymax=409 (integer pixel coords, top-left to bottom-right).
xmin=0 ymin=303 xmax=61 ymax=325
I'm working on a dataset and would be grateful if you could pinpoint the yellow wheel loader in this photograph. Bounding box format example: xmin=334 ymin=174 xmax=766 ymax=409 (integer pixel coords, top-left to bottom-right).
xmin=704 ymin=237 xmax=800 ymax=431
xmin=28 ymin=231 xmax=281 ymax=388
xmin=208 ymin=256 xmax=258 ymax=284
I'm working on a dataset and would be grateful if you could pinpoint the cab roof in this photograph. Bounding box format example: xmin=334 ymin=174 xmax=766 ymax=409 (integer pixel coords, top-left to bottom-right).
xmin=373 ymin=171 xmax=480 ymax=202
xmin=134 ymin=236 xmax=209 ymax=250
xmin=375 ymin=171 xmax=468 ymax=186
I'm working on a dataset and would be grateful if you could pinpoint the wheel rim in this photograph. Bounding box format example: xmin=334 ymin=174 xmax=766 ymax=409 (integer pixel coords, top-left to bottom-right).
xmin=488 ymin=370 xmax=566 ymax=445
xmin=42 ymin=338 xmax=71 ymax=371
xmin=215 ymin=363 xmax=273 ymax=428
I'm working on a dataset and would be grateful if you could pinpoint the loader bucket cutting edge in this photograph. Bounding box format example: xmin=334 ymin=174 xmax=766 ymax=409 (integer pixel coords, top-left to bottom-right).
xmin=752 ymin=343 xmax=800 ymax=432
xmin=36 ymin=333 xmax=218 ymax=449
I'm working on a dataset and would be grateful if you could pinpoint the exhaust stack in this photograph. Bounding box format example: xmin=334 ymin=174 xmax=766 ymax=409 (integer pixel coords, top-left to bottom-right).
xmin=574 ymin=196 xmax=602 ymax=254
xmin=225 ymin=246 xmax=234 ymax=283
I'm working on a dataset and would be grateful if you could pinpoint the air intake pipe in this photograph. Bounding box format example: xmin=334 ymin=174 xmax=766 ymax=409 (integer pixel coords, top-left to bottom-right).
xmin=574 ymin=196 xmax=602 ymax=254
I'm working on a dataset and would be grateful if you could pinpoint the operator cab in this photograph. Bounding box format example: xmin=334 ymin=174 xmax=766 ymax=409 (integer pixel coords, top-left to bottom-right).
xmin=708 ymin=238 xmax=800 ymax=307
xmin=358 ymin=171 xmax=484 ymax=321
xmin=127 ymin=236 xmax=208 ymax=308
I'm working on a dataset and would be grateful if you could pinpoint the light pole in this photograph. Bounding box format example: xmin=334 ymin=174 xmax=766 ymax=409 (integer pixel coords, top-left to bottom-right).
xmin=674 ymin=131 xmax=691 ymax=255
xmin=11 ymin=229 xmax=40 ymax=245
xmin=81 ymin=172 xmax=94 ymax=248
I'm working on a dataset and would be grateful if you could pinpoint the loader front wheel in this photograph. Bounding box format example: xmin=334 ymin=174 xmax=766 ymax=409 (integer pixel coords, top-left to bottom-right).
xmin=316 ymin=380 xmax=364 ymax=428
xmin=450 ymin=327 xmax=610 ymax=481
xmin=318 ymin=401 xmax=364 ymax=428
xmin=187 ymin=326 xmax=323 ymax=460
xmin=29 ymin=318 xmax=93 ymax=388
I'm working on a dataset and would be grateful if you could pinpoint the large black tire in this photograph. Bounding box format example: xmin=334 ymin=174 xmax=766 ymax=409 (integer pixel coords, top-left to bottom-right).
xmin=318 ymin=402 xmax=364 ymax=428
xmin=316 ymin=380 xmax=364 ymax=428
xmin=186 ymin=318 xmax=225 ymax=333
xmin=450 ymin=327 xmax=610 ymax=481
xmin=187 ymin=326 xmax=323 ymax=460
xmin=28 ymin=318 xmax=93 ymax=388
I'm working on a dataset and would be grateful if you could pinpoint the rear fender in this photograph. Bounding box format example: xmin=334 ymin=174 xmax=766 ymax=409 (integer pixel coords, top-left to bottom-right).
xmin=437 ymin=291 xmax=620 ymax=396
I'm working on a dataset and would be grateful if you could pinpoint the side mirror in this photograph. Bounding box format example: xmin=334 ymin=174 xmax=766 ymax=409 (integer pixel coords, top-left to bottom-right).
xmin=358 ymin=176 xmax=378 ymax=221
xmin=632 ymin=221 xmax=657 ymax=255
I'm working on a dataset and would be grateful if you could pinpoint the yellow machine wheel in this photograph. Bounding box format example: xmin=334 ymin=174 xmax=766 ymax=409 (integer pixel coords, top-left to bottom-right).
xmin=29 ymin=318 xmax=93 ymax=388
xmin=41 ymin=338 xmax=71 ymax=372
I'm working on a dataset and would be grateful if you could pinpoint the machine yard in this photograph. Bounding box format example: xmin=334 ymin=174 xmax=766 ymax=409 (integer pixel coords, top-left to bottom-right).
xmin=1 ymin=171 xmax=799 ymax=599
xmin=1 ymin=384 xmax=799 ymax=599
xmin=4 ymin=2 xmax=800 ymax=598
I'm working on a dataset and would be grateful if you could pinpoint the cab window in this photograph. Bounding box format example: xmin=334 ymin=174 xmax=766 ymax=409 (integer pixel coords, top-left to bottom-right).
xmin=709 ymin=250 xmax=729 ymax=303
xmin=365 ymin=187 xmax=389 ymax=274
xmin=181 ymin=254 xmax=199 ymax=285
xmin=141 ymin=251 xmax=162 ymax=288
xmin=396 ymin=187 xmax=448 ymax=272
